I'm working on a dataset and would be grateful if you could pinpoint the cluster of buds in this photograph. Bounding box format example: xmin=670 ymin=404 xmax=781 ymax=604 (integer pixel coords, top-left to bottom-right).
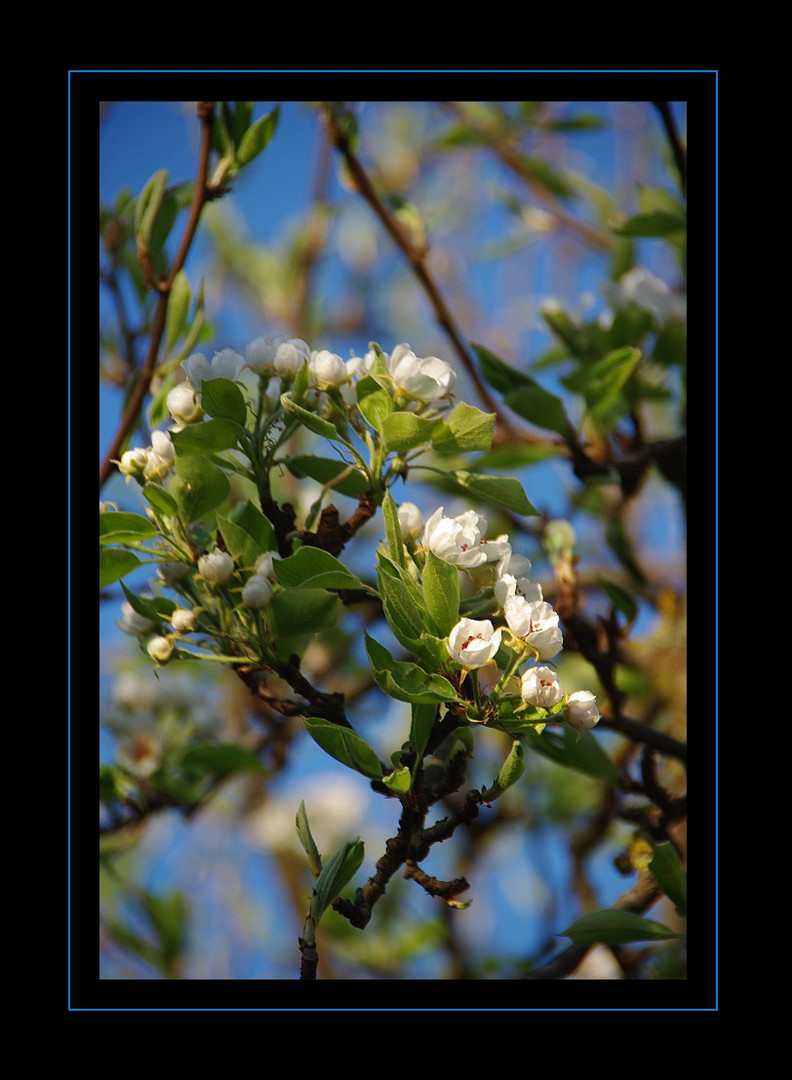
xmin=117 ymin=430 xmax=176 ymax=484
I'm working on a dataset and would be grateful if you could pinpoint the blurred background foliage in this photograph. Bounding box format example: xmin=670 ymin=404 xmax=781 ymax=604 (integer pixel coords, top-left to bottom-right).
xmin=97 ymin=93 xmax=698 ymax=988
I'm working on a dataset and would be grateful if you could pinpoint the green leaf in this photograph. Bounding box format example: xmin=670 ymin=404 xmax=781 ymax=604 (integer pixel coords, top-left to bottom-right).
xmin=523 ymin=725 xmax=621 ymax=786
xmin=165 ymin=270 xmax=191 ymax=356
xmin=451 ymin=471 xmax=538 ymax=516
xmin=226 ymin=500 xmax=277 ymax=555
xmin=382 ymin=766 xmax=412 ymax=793
xmin=280 ymin=393 xmax=339 ymax=440
xmin=295 ymin=801 xmax=323 ymax=878
xmin=381 ymin=411 xmax=439 ymax=454
xmin=100 ymin=548 xmax=141 ymax=588
xmin=303 ymin=717 xmax=383 ymax=780
xmin=215 ymin=513 xmax=264 ymax=571
xmin=615 ymin=211 xmax=686 ymax=238
xmin=121 ymin=581 xmax=175 ymax=621
xmin=473 ymin=342 xmax=535 ymax=395
xmin=504 ymin=385 xmax=574 ymax=440
xmin=422 ymin=551 xmax=460 ymax=637
xmin=99 ymin=511 xmax=157 ymax=545
xmin=311 ymin=836 xmax=365 ymax=923
xmin=171 ymin=418 xmax=241 ymax=456
xmin=171 ymin=456 xmax=231 ymax=523
xmin=274 ymin=547 xmax=370 ymax=592
xmin=135 ymin=168 xmax=169 ymax=248
xmin=560 ymin=909 xmax=685 ymax=946
xmin=482 ymin=740 xmax=525 ymax=801
xmin=235 ymin=105 xmax=280 ymax=167
xmin=381 ymin=491 xmax=405 ymax=568
xmin=143 ymin=483 xmax=178 ymax=516
xmin=268 ymin=589 xmax=340 ymax=647
xmin=649 ymin=841 xmax=687 ymax=916
xmin=283 ymin=456 xmax=369 ymax=498
xmin=180 ymin=742 xmax=265 ymax=778
xmin=200 ymin=377 xmax=248 ymax=426
xmin=365 ymin=633 xmax=460 ymax=705
xmin=598 ymin=575 xmax=638 ymax=624
xmin=376 ymin=555 xmax=430 ymax=645
xmin=356 ymin=375 xmax=395 ymax=432
xmin=431 ymin=402 xmax=495 ymax=455
xmin=409 ymin=703 xmax=437 ymax=762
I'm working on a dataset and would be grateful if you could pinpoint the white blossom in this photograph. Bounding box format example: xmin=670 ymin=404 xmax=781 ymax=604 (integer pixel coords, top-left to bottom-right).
xmin=146 ymin=634 xmax=174 ymax=663
xmin=495 ymin=551 xmax=543 ymax=607
xmin=447 ymin=618 xmax=503 ymax=669
xmin=143 ymin=430 xmax=176 ymax=482
xmin=116 ymin=728 xmax=163 ymax=779
xmin=503 ymin=596 xmax=563 ymax=660
xmin=388 ymin=343 xmax=457 ymax=403
xmin=422 ymin=507 xmax=489 ymax=568
xmin=245 ymin=335 xmax=285 ymax=374
xmin=198 ymin=547 xmax=235 ymax=585
xmin=171 ymin=607 xmax=197 ymax=634
xmin=254 ymin=551 xmax=282 ymax=580
xmin=397 ymin=501 xmax=424 ymax=542
xmin=242 ymin=573 xmax=274 ymax=609
xmin=166 ymin=383 xmax=203 ymax=425
xmin=273 ymin=338 xmax=311 ymax=378
xmin=117 ymin=601 xmax=155 ymax=637
xmin=118 ymin=447 xmax=148 ymax=482
xmin=182 ymin=349 xmax=244 ymax=388
xmin=520 ymin=665 xmax=563 ymax=709
xmin=309 ymin=349 xmax=349 ymax=389
xmin=566 ymin=690 xmax=601 ymax=731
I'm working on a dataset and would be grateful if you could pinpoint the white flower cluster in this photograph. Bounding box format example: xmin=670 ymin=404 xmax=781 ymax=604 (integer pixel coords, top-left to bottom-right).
xmin=398 ymin=501 xmax=600 ymax=732
xmin=117 ymin=429 xmax=176 ymax=484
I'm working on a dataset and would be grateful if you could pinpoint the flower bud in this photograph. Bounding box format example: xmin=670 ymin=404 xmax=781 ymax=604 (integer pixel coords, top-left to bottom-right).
xmin=274 ymin=338 xmax=311 ymax=378
xmin=397 ymin=501 xmax=424 ymax=542
xmin=198 ymin=547 xmax=235 ymax=585
xmin=245 ymin=335 xmax=284 ymax=374
xmin=254 ymin=551 xmax=282 ymax=580
xmin=242 ymin=573 xmax=274 ymax=609
xmin=166 ymin=383 xmax=203 ymax=425
xmin=171 ymin=607 xmax=197 ymax=633
xmin=118 ymin=447 xmax=148 ymax=481
xmin=146 ymin=634 xmax=174 ymax=663
xmin=309 ymin=349 xmax=349 ymax=389
xmin=566 ymin=690 xmax=601 ymax=731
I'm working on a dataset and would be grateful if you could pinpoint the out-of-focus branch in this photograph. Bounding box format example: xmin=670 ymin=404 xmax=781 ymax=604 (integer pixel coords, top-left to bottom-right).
xmin=321 ymin=104 xmax=522 ymax=440
xmin=99 ymin=102 xmax=218 ymax=491
xmin=652 ymin=101 xmax=687 ymax=196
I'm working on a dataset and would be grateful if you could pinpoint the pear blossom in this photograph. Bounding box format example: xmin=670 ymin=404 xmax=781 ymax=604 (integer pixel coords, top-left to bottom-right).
xmin=566 ymin=690 xmax=601 ymax=731
xmin=447 ymin=617 xmax=503 ymax=669
xmin=182 ymin=348 xmax=244 ymax=388
xmin=397 ymin=501 xmax=424 ymax=542
xmin=146 ymin=634 xmax=174 ymax=663
xmin=198 ymin=546 xmax=235 ymax=585
xmin=116 ymin=728 xmax=163 ymax=779
xmin=422 ymin=507 xmax=489 ymax=568
xmin=273 ymin=338 xmax=311 ymax=378
xmin=254 ymin=551 xmax=282 ymax=580
xmin=142 ymin=430 xmax=176 ymax=482
xmin=171 ymin=607 xmax=197 ymax=634
xmin=503 ymin=596 xmax=563 ymax=660
xmin=345 ymin=352 xmax=374 ymax=379
xmin=387 ymin=343 xmax=457 ymax=403
xmin=309 ymin=349 xmax=349 ymax=389
xmin=166 ymin=382 xmax=203 ymax=425
xmin=242 ymin=573 xmax=274 ymax=610
xmin=520 ymin=665 xmax=563 ymax=709
xmin=118 ymin=601 xmax=155 ymax=637
xmin=245 ymin=334 xmax=285 ymax=374
xmin=118 ymin=447 xmax=148 ymax=482
xmin=495 ymin=551 xmax=543 ymax=607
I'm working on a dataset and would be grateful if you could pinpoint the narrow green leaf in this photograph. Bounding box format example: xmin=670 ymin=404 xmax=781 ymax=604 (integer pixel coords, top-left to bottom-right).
xmin=504 ymin=385 xmax=574 ymax=440
xmin=165 ymin=269 xmax=191 ymax=356
xmin=615 ymin=211 xmax=686 ymax=238
xmin=215 ymin=513 xmax=264 ymax=570
xmin=280 ymin=393 xmax=339 ymax=440
xmin=560 ymin=909 xmax=685 ymax=946
xmin=235 ymin=106 xmax=280 ymax=167
xmin=303 ymin=717 xmax=383 ymax=779
xmin=382 ymin=491 xmax=405 ymax=568
xmin=472 ymin=342 xmax=535 ymax=395
xmin=523 ymin=725 xmax=620 ymax=786
xmin=135 ymin=168 xmax=168 ymax=246
xmin=598 ymin=575 xmax=638 ymax=624
xmin=649 ymin=841 xmax=687 ymax=916
xmin=356 ymin=375 xmax=394 ymax=432
xmin=226 ymin=500 xmax=277 ymax=555
xmin=311 ymin=837 xmax=365 ymax=923
xmin=296 ymin=801 xmax=323 ymax=878
xmin=483 ymin=740 xmax=525 ymax=801
xmin=143 ymin=483 xmax=178 ymax=516
xmin=409 ymin=703 xmax=437 ymax=762
xmin=422 ymin=550 xmax=460 ymax=637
